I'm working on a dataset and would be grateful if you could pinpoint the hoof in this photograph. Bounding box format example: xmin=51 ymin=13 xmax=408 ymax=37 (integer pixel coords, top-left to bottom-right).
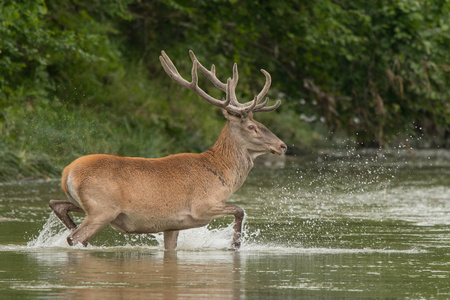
xmin=227 ymin=243 xmax=240 ymax=251
xmin=67 ymin=236 xmax=88 ymax=247
xmin=228 ymin=240 xmax=241 ymax=251
xmin=231 ymin=232 xmax=241 ymax=250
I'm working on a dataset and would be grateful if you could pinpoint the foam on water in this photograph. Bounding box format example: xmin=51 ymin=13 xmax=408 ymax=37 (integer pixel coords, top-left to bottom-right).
xmin=15 ymin=213 xmax=426 ymax=255
xmin=25 ymin=213 xmax=238 ymax=251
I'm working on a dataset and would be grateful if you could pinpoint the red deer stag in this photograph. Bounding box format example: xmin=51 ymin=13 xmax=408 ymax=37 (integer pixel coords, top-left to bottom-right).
xmin=49 ymin=50 xmax=287 ymax=250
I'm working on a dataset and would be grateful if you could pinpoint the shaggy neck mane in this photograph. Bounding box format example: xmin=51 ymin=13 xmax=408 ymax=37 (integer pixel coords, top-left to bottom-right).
xmin=203 ymin=122 xmax=254 ymax=190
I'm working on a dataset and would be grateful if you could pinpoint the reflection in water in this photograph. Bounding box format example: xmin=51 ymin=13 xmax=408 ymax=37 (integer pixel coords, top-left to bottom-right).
xmin=18 ymin=246 xmax=448 ymax=300
xmin=25 ymin=249 xmax=244 ymax=300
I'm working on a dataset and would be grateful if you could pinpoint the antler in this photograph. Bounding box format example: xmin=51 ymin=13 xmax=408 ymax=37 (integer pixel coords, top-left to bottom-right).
xmin=160 ymin=50 xmax=281 ymax=116
xmin=160 ymin=50 xmax=231 ymax=109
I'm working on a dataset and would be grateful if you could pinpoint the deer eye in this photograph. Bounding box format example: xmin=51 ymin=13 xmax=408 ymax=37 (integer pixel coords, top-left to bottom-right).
xmin=248 ymin=125 xmax=255 ymax=130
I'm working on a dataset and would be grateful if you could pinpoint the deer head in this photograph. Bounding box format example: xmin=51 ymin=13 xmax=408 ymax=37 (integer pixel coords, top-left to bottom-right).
xmin=159 ymin=50 xmax=287 ymax=158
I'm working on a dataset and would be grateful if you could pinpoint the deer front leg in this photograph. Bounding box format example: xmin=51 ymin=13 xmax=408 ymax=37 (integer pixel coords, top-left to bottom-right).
xmin=204 ymin=203 xmax=245 ymax=249
xmin=163 ymin=231 xmax=180 ymax=251
xmin=230 ymin=204 xmax=245 ymax=249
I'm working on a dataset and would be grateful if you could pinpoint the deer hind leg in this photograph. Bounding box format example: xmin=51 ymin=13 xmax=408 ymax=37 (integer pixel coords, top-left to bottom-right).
xmin=49 ymin=200 xmax=84 ymax=230
xmin=163 ymin=230 xmax=180 ymax=251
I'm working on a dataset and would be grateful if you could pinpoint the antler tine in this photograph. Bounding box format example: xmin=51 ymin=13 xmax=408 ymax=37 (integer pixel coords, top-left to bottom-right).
xmin=235 ymin=69 xmax=271 ymax=108
xmin=253 ymin=99 xmax=282 ymax=112
xmin=255 ymin=69 xmax=271 ymax=102
xmin=189 ymin=50 xmax=227 ymax=91
xmin=228 ymin=63 xmax=240 ymax=107
xmin=160 ymin=50 xmax=230 ymax=109
xmin=253 ymin=96 xmax=270 ymax=109
xmin=188 ymin=50 xmax=239 ymax=108
xmin=160 ymin=51 xmax=186 ymax=83
xmin=250 ymin=69 xmax=281 ymax=113
xmin=236 ymin=69 xmax=280 ymax=113
xmin=191 ymin=59 xmax=199 ymax=87
xmin=245 ymin=95 xmax=259 ymax=113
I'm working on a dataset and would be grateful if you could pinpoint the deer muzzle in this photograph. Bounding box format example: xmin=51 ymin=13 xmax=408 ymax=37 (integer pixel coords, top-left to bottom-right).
xmin=270 ymin=143 xmax=287 ymax=156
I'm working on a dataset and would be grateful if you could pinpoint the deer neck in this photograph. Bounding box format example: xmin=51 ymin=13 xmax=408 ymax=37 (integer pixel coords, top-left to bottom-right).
xmin=204 ymin=122 xmax=254 ymax=191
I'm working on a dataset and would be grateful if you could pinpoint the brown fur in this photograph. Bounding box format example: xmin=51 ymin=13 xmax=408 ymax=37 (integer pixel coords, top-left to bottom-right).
xmin=49 ymin=51 xmax=286 ymax=250
xmin=50 ymin=115 xmax=285 ymax=249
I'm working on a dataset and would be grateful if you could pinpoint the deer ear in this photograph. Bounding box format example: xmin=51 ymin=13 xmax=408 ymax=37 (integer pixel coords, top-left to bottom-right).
xmin=221 ymin=108 xmax=228 ymax=119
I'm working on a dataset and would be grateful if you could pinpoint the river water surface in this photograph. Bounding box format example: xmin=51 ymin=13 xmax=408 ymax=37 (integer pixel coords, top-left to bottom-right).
xmin=0 ymin=149 xmax=449 ymax=299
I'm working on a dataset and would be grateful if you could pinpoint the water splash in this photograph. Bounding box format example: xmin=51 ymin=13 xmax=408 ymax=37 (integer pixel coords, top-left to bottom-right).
xmin=27 ymin=214 xmax=73 ymax=248
xmin=24 ymin=213 xmax=427 ymax=255
xmin=172 ymin=223 xmax=236 ymax=251
xmin=27 ymin=213 xmax=238 ymax=251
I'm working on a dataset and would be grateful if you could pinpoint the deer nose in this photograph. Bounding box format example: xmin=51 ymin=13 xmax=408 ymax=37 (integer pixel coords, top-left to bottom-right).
xmin=280 ymin=143 xmax=287 ymax=153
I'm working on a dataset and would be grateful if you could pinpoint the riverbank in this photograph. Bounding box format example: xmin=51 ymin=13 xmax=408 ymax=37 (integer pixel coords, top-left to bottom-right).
xmin=0 ymin=95 xmax=315 ymax=182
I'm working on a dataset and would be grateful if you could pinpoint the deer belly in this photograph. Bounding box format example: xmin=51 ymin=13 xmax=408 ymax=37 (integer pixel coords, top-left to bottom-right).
xmin=109 ymin=211 xmax=211 ymax=234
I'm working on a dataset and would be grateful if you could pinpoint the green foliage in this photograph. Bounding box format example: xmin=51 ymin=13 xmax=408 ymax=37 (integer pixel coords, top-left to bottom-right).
xmin=1 ymin=0 xmax=104 ymax=101
xmin=1 ymin=0 xmax=449 ymax=181
xmin=127 ymin=0 xmax=449 ymax=146
xmin=324 ymin=0 xmax=450 ymax=146
xmin=0 ymin=93 xmax=172 ymax=181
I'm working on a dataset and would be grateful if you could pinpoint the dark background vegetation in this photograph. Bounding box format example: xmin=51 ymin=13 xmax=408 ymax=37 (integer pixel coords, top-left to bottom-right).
xmin=1 ymin=0 xmax=449 ymax=181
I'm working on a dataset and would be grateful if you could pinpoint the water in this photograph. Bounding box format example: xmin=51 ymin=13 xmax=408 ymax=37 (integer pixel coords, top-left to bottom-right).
xmin=0 ymin=149 xmax=449 ymax=299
